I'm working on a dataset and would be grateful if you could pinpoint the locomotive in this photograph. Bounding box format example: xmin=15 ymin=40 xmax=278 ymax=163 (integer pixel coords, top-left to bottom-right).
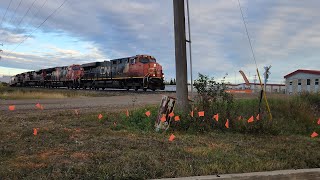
xmin=10 ymin=54 xmax=165 ymax=91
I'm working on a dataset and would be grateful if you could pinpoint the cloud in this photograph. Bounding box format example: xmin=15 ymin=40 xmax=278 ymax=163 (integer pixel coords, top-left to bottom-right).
xmin=0 ymin=0 xmax=320 ymax=83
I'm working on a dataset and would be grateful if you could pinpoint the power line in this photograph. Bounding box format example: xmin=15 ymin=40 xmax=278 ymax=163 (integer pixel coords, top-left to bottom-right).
xmin=5 ymin=0 xmax=69 ymax=57
xmin=2 ymin=0 xmax=38 ymax=48
xmin=7 ymin=0 xmax=23 ymax=26
xmin=0 ymin=0 xmax=13 ymax=27
xmin=21 ymin=0 xmax=49 ymax=31
xmin=16 ymin=0 xmax=38 ymax=27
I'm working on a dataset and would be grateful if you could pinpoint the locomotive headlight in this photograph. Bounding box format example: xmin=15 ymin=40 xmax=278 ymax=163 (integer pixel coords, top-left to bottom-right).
xmin=153 ymin=64 xmax=156 ymax=67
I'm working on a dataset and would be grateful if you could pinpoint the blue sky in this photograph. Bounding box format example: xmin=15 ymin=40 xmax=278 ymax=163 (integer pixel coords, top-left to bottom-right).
xmin=0 ymin=0 xmax=320 ymax=84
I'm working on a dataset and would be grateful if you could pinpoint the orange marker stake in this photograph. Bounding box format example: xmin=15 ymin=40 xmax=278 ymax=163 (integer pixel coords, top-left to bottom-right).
xmin=169 ymin=111 xmax=174 ymax=118
xmin=40 ymin=105 xmax=44 ymax=110
xmin=36 ymin=103 xmax=41 ymax=109
xmin=238 ymin=116 xmax=242 ymax=121
xmin=225 ymin=119 xmax=229 ymax=128
xmin=113 ymin=122 xmax=117 ymax=127
xmin=145 ymin=111 xmax=151 ymax=117
xmin=174 ymin=116 xmax=180 ymax=121
xmin=317 ymin=118 xmax=320 ymax=125
xmin=190 ymin=111 xmax=194 ymax=117
xmin=161 ymin=114 xmax=166 ymax=122
xmin=213 ymin=113 xmax=219 ymax=121
xmin=98 ymin=114 xmax=103 ymax=120
xmin=33 ymin=128 xmax=38 ymax=136
xmin=311 ymin=132 xmax=318 ymax=138
xmin=8 ymin=105 xmax=15 ymax=111
xmin=126 ymin=109 xmax=129 ymax=117
xmin=248 ymin=116 xmax=254 ymax=123
xmin=256 ymin=114 xmax=260 ymax=120
xmin=169 ymin=134 xmax=175 ymax=142
xmin=198 ymin=111 xmax=204 ymax=117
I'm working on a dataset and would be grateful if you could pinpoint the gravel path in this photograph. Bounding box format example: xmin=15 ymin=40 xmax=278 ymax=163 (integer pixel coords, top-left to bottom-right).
xmin=0 ymin=93 xmax=176 ymax=112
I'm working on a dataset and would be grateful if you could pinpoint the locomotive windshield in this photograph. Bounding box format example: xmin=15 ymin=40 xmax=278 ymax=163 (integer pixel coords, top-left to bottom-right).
xmin=72 ymin=66 xmax=80 ymax=70
xmin=139 ymin=58 xmax=156 ymax=64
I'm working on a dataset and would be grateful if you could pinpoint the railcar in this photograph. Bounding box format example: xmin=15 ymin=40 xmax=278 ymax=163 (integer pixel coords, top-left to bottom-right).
xmin=10 ymin=54 xmax=165 ymax=91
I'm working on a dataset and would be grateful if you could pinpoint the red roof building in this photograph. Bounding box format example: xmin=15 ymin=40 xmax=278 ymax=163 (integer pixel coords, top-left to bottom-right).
xmin=284 ymin=69 xmax=320 ymax=94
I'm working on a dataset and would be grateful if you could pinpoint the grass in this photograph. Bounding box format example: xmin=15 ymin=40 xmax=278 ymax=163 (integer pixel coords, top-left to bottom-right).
xmin=0 ymin=86 xmax=120 ymax=100
xmin=0 ymin=93 xmax=320 ymax=179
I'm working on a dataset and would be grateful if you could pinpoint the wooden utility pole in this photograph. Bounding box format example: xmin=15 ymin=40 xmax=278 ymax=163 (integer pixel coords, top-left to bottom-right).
xmin=173 ymin=0 xmax=189 ymax=112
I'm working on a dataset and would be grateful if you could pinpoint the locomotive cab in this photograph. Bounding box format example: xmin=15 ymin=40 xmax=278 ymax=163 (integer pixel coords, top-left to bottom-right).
xmin=132 ymin=55 xmax=165 ymax=90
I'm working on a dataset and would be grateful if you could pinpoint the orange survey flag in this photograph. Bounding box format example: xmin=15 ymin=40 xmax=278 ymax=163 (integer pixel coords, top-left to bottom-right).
xmin=169 ymin=134 xmax=175 ymax=142
xmin=98 ymin=114 xmax=103 ymax=120
xmin=174 ymin=116 xmax=180 ymax=121
xmin=190 ymin=111 xmax=194 ymax=117
xmin=256 ymin=114 xmax=260 ymax=120
xmin=126 ymin=109 xmax=129 ymax=117
xmin=198 ymin=111 xmax=204 ymax=117
xmin=8 ymin=105 xmax=15 ymax=111
xmin=36 ymin=103 xmax=41 ymax=109
xmin=248 ymin=116 xmax=254 ymax=123
xmin=225 ymin=119 xmax=229 ymax=128
xmin=213 ymin=113 xmax=219 ymax=121
xmin=161 ymin=114 xmax=166 ymax=122
xmin=169 ymin=111 xmax=174 ymax=118
xmin=317 ymin=118 xmax=320 ymax=125
xmin=145 ymin=111 xmax=151 ymax=117
xmin=33 ymin=128 xmax=38 ymax=136
xmin=311 ymin=132 xmax=318 ymax=138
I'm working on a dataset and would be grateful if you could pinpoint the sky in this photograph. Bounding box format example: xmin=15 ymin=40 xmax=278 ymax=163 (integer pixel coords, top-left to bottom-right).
xmin=0 ymin=0 xmax=320 ymax=84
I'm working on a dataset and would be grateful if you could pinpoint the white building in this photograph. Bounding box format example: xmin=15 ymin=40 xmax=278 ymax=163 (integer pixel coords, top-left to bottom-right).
xmin=226 ymin=83 xmax=286 ymax=93
xmin=284 ymin=69 xmax=320 ymax=94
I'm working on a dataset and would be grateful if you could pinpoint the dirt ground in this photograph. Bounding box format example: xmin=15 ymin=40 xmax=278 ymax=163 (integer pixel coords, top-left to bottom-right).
xmin=0 ymin=93 xmax=176 ymax=113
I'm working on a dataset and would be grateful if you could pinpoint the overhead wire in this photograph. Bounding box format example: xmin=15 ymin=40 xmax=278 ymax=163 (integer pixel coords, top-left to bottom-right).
xmin=16 ymin=0 xmax=38 ymax=27
xmin=0 ymin=0 xmax=13 ymax=27
xmin=2 ymin=0 xmax=38 ymax=49
xmin=7 ymin=0 xmax=23 ymax=26
xmin=21 ymin=0 xmax=49 ymax=31
xmin=5 ymin=0 xmax=69 ymax=57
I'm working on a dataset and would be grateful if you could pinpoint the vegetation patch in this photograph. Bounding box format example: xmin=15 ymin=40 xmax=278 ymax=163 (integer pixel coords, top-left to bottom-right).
xmin=0 ymin=74 xmax=319 ymax=179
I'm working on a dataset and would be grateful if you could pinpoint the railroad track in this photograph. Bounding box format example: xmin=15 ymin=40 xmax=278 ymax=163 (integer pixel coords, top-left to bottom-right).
xmin=8 ymin=86 xmax=176 ymax=94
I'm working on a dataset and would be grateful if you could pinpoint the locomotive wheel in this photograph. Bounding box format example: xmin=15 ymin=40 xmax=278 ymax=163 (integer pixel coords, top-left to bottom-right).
xmin=135 ymin=86 xmax=139 ymax=91
xmin=143 ymin=88 xmax=147 ymax=92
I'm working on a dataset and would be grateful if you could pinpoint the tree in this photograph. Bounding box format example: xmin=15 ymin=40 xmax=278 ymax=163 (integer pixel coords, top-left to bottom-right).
xmin=170 ymin=79 xmax=174 ymax=85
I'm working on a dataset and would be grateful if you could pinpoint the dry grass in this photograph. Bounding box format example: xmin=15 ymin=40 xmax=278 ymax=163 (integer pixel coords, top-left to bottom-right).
xmin=0 ymin=87 xmax=122 ymax=100
xmin=0 ymin=107 xmax=319 ymax=179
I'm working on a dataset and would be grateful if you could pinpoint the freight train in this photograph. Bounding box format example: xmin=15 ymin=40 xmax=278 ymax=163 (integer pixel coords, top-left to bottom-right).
xmin=10 ymin=54 xmax=165 ymax=91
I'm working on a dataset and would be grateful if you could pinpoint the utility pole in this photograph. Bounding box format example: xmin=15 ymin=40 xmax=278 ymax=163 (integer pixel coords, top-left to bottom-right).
xmin=173 ymin=0 xmax=189 ymax=112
